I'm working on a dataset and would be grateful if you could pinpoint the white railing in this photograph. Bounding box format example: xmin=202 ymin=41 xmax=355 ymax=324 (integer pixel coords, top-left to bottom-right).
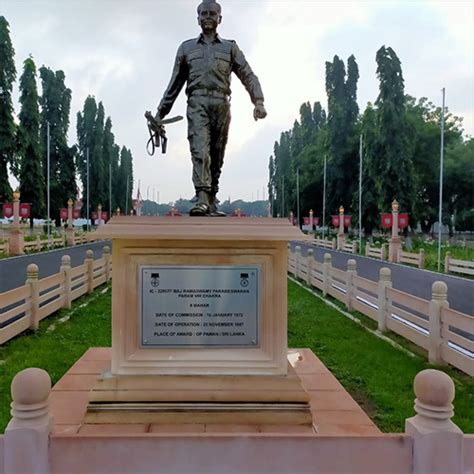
xmin=312 ymin=237 xmax=336 ymax=250
xmin=0 ymin=246 xmax=111 ymax=345
xmin=445 ymin=252 xmax=474 ymax=277
xmin=365 ymin=243 xmax=387 ymax=260
xmin=342 ymin=241 xmax=358 ymax=254
xmin=289 ymin=246 xmax=474 ymax=376
xmin=398 ymin=248 xmax=425 ymax=269
xmin=24 ymin=235 xmax=66 ymax=253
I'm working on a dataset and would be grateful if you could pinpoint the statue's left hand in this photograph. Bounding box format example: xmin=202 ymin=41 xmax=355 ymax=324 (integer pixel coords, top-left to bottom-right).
xmin=253 ymin=103 xmax=267 ymax=121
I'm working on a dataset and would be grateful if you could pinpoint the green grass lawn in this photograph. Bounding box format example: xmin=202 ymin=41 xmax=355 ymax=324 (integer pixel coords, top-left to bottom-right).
xmin=0 ymin=286 xmax=111 ymax=432
xmin=287 ymin=279 xmax=473 ymax=433
xmin=0 ymin=280 xmax=472 ymax=434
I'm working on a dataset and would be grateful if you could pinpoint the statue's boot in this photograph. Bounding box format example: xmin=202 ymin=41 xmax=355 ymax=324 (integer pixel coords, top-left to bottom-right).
xmin=190 ymin=190 xmax=210 ymax=216
xmin=209 ymin=194 xmax=226 ymax=217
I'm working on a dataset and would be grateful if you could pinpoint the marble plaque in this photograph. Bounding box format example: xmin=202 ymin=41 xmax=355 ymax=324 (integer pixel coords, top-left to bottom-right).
xmin=140 ymin=266 xmax=260 ymax=347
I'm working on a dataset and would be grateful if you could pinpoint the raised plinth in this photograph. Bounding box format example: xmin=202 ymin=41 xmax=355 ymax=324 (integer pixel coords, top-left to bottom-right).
xmin=89 ymin=217 xmax=313 ymax=425
xmin=93 ymin=217 xmax=311 ymax=376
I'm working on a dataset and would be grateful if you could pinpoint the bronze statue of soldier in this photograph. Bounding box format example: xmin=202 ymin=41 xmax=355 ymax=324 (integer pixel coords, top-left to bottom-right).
xmin=156 ymin=0 xmax=267 ymax=216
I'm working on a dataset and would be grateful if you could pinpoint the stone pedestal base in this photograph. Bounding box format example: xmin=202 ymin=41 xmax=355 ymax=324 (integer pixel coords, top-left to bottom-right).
xmin=389 ymin=238 xmax=401 ymax=263
xmin=66 ymin=227 xmax=75 ymax=246
xmin=8 ymin=228 xmax=24 ymax=256
xmin=85 ymin=362 xmax=312 ymax=426
xmin=337 ymin=233 xmax=346 ymax=251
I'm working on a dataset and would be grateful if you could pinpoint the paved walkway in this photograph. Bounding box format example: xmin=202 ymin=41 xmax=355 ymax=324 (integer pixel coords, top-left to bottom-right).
xmin=0 ymin=241 xmax=110 ymax=293
xmin=290 ymin=242 xmax=474 ymax=316
xmin=51 ymin=347 xmax=379 ymax=436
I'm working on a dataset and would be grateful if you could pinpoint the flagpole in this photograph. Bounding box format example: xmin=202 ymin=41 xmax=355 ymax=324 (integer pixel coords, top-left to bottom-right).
xmin=437 ymin=88 xmax=446 ymax=272
xmin=359 ymin=134 xmax=363 ymax=253
xmin=47 ymin=121 xmax=51 ymax=248
xmin=322 ymin=154 xmax=327 ymax=239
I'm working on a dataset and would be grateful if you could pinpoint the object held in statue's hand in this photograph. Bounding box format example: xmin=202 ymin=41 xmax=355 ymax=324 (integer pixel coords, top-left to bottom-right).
xmin=144 ymin=111 xmax=183 ymax=156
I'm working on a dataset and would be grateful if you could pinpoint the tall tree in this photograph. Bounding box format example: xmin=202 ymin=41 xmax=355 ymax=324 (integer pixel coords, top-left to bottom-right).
xmin=0 ymin=16 xmax=16 ymax=203
xmin=374 ymin=46 xmax=413 ymax=215
xmin=405 ymin=96 xmax=463 ymax=232
xmin=39 ymin=66 xmax=75 ymax=223
xmin=117 ymin=146 xmax=133 ymax=214
xmin=102 ymin=116 xmax=119 ymax=214
xmin=357 ymin=103 xmax=380 ymax=235
xmin=325 ymin=55 xmax=360 ymax=213
xmin=76 ymin=96 xmax=98 ymax=206
xmin=17 ymin=56 xmax=44 ymax=226
xmin=90 ymin=101 xmax=105 ymax=212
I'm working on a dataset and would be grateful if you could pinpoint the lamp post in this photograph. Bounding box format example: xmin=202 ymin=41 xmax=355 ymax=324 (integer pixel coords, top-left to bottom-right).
xmin=296 ymin=167 xmax=300 ymax=229
xmin=66 ymin=198 xmax=74 ymax=246
xmin=337 ymin=205 xmax=346 ymax=250
xmin=389 ymin=199 xmax=401 ymax=262
xmin=86 ymin=148 xmax=90 ymax=233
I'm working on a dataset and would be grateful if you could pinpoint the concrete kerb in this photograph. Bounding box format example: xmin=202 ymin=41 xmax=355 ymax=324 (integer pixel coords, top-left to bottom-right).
xmin=288 ymin=275 xmax=417 ymax=359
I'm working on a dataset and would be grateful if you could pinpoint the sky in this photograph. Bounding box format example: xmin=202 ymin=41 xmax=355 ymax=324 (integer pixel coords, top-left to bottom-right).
xmin=3 ymin=0 xmax=473 ymax=204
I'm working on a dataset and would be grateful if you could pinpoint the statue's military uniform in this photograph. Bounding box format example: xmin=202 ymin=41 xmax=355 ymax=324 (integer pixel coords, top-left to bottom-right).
xmin=158 ymin=34 xmax=264 ymax=198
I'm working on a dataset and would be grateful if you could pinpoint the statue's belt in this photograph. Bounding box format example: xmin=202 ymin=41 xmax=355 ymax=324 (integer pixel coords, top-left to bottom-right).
xmin=189 ymin=89 xmax=230 ymax=100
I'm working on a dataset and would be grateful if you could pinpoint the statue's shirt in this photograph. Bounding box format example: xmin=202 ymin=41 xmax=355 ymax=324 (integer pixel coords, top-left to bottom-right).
xmin=158 ymin=33 xmax=264 ymax=117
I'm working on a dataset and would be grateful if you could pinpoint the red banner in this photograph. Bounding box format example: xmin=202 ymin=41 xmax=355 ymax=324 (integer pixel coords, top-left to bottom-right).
xmin=101 ymin=211 xmax=108 ymax=221
xmin=303 ymin=217 xmax=310 ymax=225
xmin=73 ymin=209 xmax=80 ymax=219
xmin=3 ymin=203 xmax=13 ymax=218
xmin=314 ymin=217 xmax=320 ymax=226
xmin=381 ymin=213 xmax=393 ymax=229
xmin=331 ymin=215 xmax=340 ymax=227
xmin=91 ymin=211 xmax=98 ymax=220
xmin=398 ymin=213 xmax=409 ymax=229
xmin=344 ymin=215 xmax=352 ymax=227
xmin=19 ymin=203 xmax=30 ymax=218
xmin=60 ymin=208 xmax=68 ymax=220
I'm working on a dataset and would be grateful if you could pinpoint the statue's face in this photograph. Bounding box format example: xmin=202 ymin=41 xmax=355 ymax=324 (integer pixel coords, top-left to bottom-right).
xmin=198 ymin=3 xmax=221 ymax=32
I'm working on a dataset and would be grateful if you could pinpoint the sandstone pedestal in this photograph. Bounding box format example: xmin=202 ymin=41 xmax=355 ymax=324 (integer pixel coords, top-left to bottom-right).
xmin=87 ymin=217 xmax=313 ymax=425
xmin=9 ymin=228 xmax=24 ymax=256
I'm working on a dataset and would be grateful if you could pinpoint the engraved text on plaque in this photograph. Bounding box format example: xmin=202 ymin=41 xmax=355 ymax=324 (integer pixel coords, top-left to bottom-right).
xmin=140 ymin=266 xmax=259 ymax=347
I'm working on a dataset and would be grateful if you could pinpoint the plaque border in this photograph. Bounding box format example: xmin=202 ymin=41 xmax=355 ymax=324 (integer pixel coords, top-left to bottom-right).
xmin=138 ymin=265 xmax=261 ymax=348
xmin=111 ymin=240 xmax=288 ymax=376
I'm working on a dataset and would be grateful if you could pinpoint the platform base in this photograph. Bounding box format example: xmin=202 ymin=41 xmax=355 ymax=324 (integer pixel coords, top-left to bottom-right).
xmin=86 ymin=363 xmax=312 ymax=426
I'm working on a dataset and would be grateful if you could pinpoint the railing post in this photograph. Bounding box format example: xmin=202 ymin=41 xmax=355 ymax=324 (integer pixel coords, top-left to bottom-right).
xmin=428 ymin=281 xmax=448 ymax=365
xmin=405 ymin=369 xmax=463 ymax=474
xmin=419 ymin=248 xmax=425 ymax=269
xmin=365 ymin=243 xmax=370 ymax=257
xmin=381 ymin=243 xmax=387 ymax=261
xmin=377 ymin=267 xmax=392 ymax=333
xmin=295 ymin=246 xmax=301 ymax=279
xmin=323 ymin=253 xmax=332 ymax=297
xmin=103 ymin=246 xmax=111 ymax=281
xmin=346 ymin=259 xmax=357 ymax=311
xmin=5 ymin=368 xmax=52 ymax=474
xmin=85 ymin=249 xmax=94 ymax=294
xmin=26 ymin=264 xmax=40 ymax=331
xmin=352 ymin=241 xmax=358 ymax=254
xmin=306 ymin=249 xmax=313 ymax=286
xmin=444 ymin=251 xmax=451 ymax=273
xmin=36 ymin=234 xmax=41 ymax=251
xmin=61 ymin=255 xmax=72 ymax=309
xmin=332 ymin=237 xmax=337 ymax=250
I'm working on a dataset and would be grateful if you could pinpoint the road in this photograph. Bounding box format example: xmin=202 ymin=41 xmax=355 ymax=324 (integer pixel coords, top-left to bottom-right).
xmin=2 ymin=240 xmax=472 ymax=316
xmin=290 ymin=242 xmax=474 ymax=316
xmin=0 ymin=241 xmax=110 ymax=293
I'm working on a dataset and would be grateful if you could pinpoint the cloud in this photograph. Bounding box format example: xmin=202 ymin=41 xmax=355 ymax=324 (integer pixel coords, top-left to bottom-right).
xmin=3 ymin=0 xmax=473 ymax=202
